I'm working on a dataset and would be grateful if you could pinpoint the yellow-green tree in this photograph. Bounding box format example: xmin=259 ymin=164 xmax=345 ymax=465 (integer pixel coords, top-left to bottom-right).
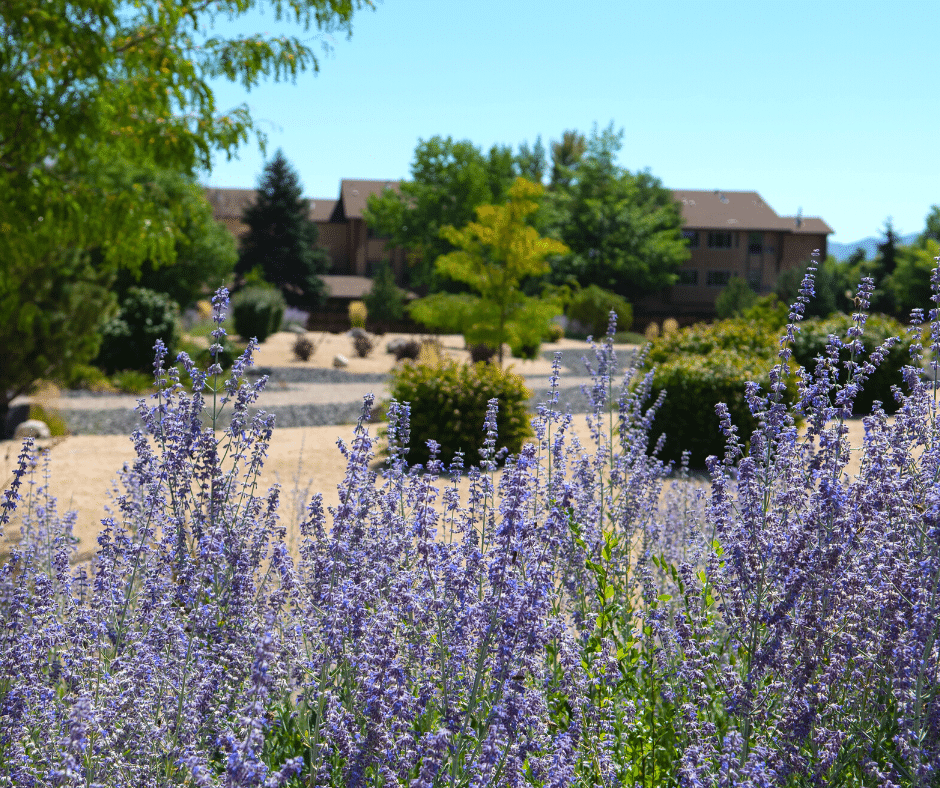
xmin=409 ymin=177 xmax=569 ymax=363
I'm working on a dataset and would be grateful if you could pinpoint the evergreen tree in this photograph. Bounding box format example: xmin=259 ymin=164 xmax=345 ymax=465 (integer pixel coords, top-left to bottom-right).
xmin=237 ymin=150 xmax=330 ymax=308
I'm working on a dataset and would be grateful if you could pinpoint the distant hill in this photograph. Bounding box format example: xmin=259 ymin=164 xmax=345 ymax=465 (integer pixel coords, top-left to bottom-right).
xmin=829 ymin=233 xmax=919 ymax=262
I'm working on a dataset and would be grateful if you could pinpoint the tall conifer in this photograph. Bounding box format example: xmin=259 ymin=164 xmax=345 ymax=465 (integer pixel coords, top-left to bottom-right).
xmin=237 ymin=150 xmax=330 ymax=307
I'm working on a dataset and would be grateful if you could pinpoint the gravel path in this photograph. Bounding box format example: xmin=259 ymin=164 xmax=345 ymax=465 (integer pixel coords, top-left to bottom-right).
xmin=24 ymin=348 xmax=636 ymax=436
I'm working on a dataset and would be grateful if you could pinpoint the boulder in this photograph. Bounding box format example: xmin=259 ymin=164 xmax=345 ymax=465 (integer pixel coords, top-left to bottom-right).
xmin=385 ymin=337 xmax=409 ymax=355
xmin=14 ymin=419 xmax=51 ymax=440
xmin=332 ymin=354 xmax=349 ymax=369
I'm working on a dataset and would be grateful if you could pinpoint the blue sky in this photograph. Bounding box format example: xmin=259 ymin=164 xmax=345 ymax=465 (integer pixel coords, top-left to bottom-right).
xmin=203 ymin=0 xmax=940 ymax=244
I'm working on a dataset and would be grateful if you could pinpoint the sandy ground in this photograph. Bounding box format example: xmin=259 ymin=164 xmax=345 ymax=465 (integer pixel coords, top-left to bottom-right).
xmin=0 ymin=329 xmax=881 ymax=563
xmin=248 ymin=330 xmax=600 ymax=377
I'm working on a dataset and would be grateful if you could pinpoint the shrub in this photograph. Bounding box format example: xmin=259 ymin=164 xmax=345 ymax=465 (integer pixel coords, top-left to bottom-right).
xmin=644 ymin=320 xmax=791 ymax=466
xmin=391 ymin=338 xmax=421 ymax=362
xmin=644 ymin=321 xmax=660 ymax=340
xmin=363 ymin=261 xmax=406 ymax=322
xmin=661 ymin=317 xmax=679 ymax=336
xmin=231 ymin=285 xmax=285 ymax=343
xmin=3 ymin=283 xmax=940 ymax=785
xmin=27 ymin=404 xmax=69 ymax=436
xmin=790 ymin=313 xmax=914 ymax=414
xmin=348 ymin=300 xmax=367 ymax=329
xmin=714 ymin=275 xmax=757 ymax=319
xmin=353 ymin=333 xmax=375 ymax=358
xmin=388 ymin=357 xmax=532 ymax=466
xmin=647 ymin=350 xmax=778 ymax=467
xmin=743 ymin=293 xmax=789 ymax=329
xmin=95 ymin=287 xmax=180 ymax=373
xmin=468 ymin=343 xmax=497 ymax=364
xmin=543 ymin=321 xmax=565 ymax=342
xmin=566 ymin=284 xmax=633 ymax=337
xmin=292 ymin=335 xmax=314 ymax=361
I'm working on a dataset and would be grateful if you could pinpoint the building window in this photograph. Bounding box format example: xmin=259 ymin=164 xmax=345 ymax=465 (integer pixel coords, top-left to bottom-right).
xmin=682 ymin=230 xmax=699 ymax=248
xmin=748 ymin=232 xmax=763 ymax=254
xmin=707 ymin=231 xmax=733 ymax=249
xmin=706 ymin=270 xmax=731 ymax=287
xmin=677 ymin=269 xmax=698 ymax=285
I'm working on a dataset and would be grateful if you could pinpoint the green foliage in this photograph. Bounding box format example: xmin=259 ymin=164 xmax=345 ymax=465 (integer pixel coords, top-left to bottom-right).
xmin=388 ymin=358 xmax=532 ymax=467
xmin=566 ymin=284 xmax=633 ymax=337
xmin=236 ymin=149 xmax=330 ymax=308
xmin=0 ymin=249 xmax=117 ymax=415
xmin=742 ymin=293 xmax=789 ymax=330
xmin=363 ymin=262 xmax=406 ymax=322
xmin=409 ymin=178 xmax=568 ymax=363
xmin=549 ymin=129 xmax=586 ymax=189
xmin=95 ymin=287 xmax=179 ymax=374
xmin=365 ymin=136 xmax=518 ymax=290
xmin=644 ymin=320 xmax=791 ymax=467
xmin=790 ymin=314 xmax=914 ymax=415
xmin=776 ymin=256 xmax=847 ymax=317
xmin=714 ymin=275 xmax=757 ymax=319
xmin=231 ymin=286 xmax=286 ymax=344
xmin=27 ymin=404 xmax=69 ymax=437
xmin=541 ymin=123 xmax=689 ymax=302
xmin=884 ymin=239 xmax=940 ymax=318
xmin=1 ymin=0 xmax=371 ymax=418
xmin=560 ymin=523 xmax=682 ymax=785
xmin=515 ymin=135 xmax=547 ymax=184
xmin=109 ymin=164 xmax=238 ymax=308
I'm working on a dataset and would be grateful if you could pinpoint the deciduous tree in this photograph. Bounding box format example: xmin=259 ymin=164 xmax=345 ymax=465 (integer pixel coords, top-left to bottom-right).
xmin=365 ymin=136 xmax=517 ymax=291
xmin=0 ymin=0 xmax=374 ymax=422
xmin=409 ymin=178 xmax=568 ymax=363
xmin=542 ymin=124 xmax=688 ymax=302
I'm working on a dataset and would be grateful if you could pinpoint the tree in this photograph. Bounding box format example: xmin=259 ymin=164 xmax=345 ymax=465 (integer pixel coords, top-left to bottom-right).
xmin=0 ymin=0 xmax=374 ymax=422
xmin=409 ymin=178 xmax=569 ymax=363
xmin=884 ymin=240 xmax=940 ymax=318
xmin=919 ymin=205 xmax=940 ymax=246
xmin=365 ymin=136 xmax=517 ymax=291
xmin=550 ymin=130 xmax=587 ymax=189
xmin=541 ymin=124 xmax=689 ymax=302
xmin=112 ymin=165 xmax=238 ymax=308
xmin=775 ymin=257 xmax=841 ymax=317
xmin=236 ymin=149 xmax=330 ymax=308
xmin=715 ymin=276 xmax=758 ymax=319
xmin=515 ymin=136 xmax=547 ymax=184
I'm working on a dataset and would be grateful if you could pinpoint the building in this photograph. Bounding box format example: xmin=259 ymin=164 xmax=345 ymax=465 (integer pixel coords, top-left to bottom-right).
xmin=641 ymin=189 xmax=832 ymax=318
xmin=206 ymin=183 xmax=831 ymax=317
xmin=204 ymin=179 xmax=406 ymax=303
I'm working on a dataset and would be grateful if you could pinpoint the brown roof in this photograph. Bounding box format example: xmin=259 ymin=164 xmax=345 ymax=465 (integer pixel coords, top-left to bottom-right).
xmin=672 ymin=190 xmax=798 ymax=232
xmin=338 ymin=179 xmax=402 ymax=219
xmin=309 ymin=199 xmax=338 ymax=222
xmin=321 ymin=275 xmax=373 ymax=299
xmin=204 ymin=187 xmax=339 ymax=224
xmin=781 ymin=216 xmax=834 ymax=235
xmin=205 ymin=187 xmax=254 ymax=219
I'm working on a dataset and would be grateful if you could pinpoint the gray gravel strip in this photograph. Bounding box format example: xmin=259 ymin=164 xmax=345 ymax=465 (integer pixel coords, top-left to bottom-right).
xmin=42 ymin=361 xmax=635 ymax=435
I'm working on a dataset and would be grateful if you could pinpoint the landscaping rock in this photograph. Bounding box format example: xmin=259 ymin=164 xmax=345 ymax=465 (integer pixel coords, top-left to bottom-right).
xmin=14 ymin=419 xmax=51 ymax=440
xmin=332 ymin=354 xmax=349 ymax=369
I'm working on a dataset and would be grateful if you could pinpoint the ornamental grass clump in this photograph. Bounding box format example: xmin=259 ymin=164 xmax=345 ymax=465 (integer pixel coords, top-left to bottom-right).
xmin=1 ymin=257 xmax=940 ymax=786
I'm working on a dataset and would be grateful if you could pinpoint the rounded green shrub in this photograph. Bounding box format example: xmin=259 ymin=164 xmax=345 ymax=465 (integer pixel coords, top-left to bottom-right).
xmin=789 ymin=314 xmax=913 ymax=415
xmin=647 ymin=350 xmax=776 ymax=468
xmin=566 ymin=285 xmax=633 ymax=337
xmin=389 ymin=358 xmax=533 ymax=467
xmin=231 ymin=286 xmax=285 ymax=343
xmin=646 ymin=318 xmax=780 ymax=365
xmin=643 ymin=319 xmax=795 ymax=467
xmin=96 ymin=287 xmax=180 ymax=373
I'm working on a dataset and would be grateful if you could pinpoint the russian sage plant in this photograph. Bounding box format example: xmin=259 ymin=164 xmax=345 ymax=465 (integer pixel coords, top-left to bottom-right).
xmin=1 ymin=261 xmax=939 ymax=787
